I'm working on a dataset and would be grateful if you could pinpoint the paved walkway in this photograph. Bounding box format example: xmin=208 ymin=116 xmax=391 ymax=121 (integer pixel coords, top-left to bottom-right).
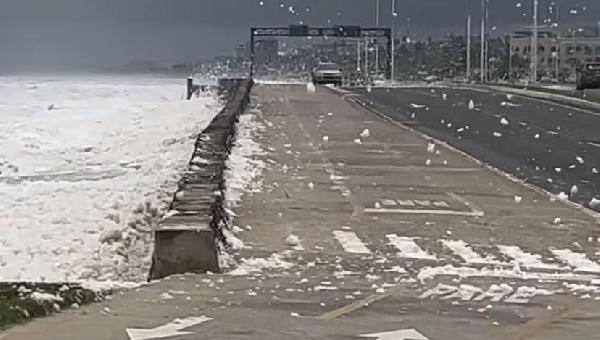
xmin=3 ymin=84 xmax=600 ymax=339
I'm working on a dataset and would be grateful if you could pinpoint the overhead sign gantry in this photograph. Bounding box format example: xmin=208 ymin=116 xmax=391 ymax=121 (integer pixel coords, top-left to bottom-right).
xmin=249 ymin=25 xmax=392 ymax=79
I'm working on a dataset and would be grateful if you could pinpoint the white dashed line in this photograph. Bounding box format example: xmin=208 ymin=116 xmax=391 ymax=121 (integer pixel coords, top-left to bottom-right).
xmin=386 ymin=234 xmax=437 ymax=260
xmin=442 ymin=240 xmax=500 ymax=265
xmin=333 ymin=231 xmax=372 ymax=254
xmin=550 ymin=248 xmax=600 ymax=273
xmin=497 ymin=245 xmax=565 ymax=270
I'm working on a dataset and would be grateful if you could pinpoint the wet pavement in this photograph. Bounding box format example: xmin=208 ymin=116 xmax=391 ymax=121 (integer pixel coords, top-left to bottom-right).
xmin=4 ymin=84 xmax=600 ymax=340
xmin=351 ymin=86 xmax=600 ymax=213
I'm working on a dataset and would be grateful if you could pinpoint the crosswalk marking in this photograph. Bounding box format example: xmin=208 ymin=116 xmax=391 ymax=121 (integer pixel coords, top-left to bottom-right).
xmin=442 ymin=240 xmax=499 ymax=265
xmin=440 ymin=284 xmax=483 ymax=301
xmin=333 ymin=231 xmax=372 ymax=254
xmin=328 ymin=231 xmax=600 ymax=278
xmin=550 ymin=248 xmax=600 ymax=273
xmin=497 ymin=245 xmax=564 ymax=270
xmin=386 ymin=234 xmax=437 ymax=260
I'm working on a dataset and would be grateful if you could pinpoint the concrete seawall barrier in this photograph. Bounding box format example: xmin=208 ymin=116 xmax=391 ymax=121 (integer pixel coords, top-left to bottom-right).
xmin=149 ymin=78 xmax=253 ymax=280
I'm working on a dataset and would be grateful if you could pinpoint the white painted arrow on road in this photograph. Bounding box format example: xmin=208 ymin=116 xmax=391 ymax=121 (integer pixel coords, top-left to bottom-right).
xmin=126 ymin=316 xmax=212 ymax=340
xmin=360 ymin=328 xmax=429 ymax=340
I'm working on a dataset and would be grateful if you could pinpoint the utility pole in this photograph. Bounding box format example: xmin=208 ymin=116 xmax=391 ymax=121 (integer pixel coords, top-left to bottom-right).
xmin=365 ymin=36 xmax=369 ymax=79
xmin=357 ymin=39 xmax=361 ymax=72
xmin=480 ymin=0 xmax=486 ymax=83
xmin=509 ymin=33 xmax=513 ymax=77
xmin=376 ymin=0 xmax=380 ymax=26
xmin=531 ymin=0 xmax=539 ymax=84
xmin=375 ymin=0 xmax=380 ymax=77
xmin=467 ymin=14 xmax=472 ymax=80
xmin=484 ymin=0 xmax=489 ymax=81
xmin=555 ymin=1 xmax=560 ymax=82
xmin=391 ymin=0 xmax=396 ymax=82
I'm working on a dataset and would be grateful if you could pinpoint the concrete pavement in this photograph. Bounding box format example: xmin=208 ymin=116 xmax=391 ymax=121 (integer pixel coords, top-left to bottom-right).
xmin=353 ymin=86 xmax=600 ymax=213
xmin=4 ymin=84 xmax=600 ymax=339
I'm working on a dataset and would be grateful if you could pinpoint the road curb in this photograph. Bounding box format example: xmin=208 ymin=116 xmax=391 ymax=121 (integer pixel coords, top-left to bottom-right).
xmin=149 ymin=78 xmax=253 ymax=280
xmin=462 ymin=83 xmax=600 ymax=114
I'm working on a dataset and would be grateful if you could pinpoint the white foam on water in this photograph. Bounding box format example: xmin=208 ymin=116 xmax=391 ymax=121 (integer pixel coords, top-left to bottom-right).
xmin=0 ymin=75 xmax=220 ymax=284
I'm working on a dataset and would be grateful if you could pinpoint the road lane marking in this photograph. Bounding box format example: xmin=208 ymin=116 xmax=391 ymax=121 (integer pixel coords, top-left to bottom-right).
xmin=346 ymin=94 xmax=600 ymax=222
xmin=364 ymin=208 xmax=484 ymax=217
xmin=333 ymin=231 xmax=372 ymax=254
xmin=446 ymin=192 xmax=485 ymax=216
xmin=335 ymin=165 xmax=481 ymax=172
xmin=421 ymin=283 xmax=554 ymax=304
xmin=417 ymin=264 xmax=600 ymax=283
xmin=365 ymin=193 xmax=484 ymax=217
xmin=419 ymin=283 xmax=457 ymax=299
xmin=126 ymin=316 xmax=212 ymax=340
xmin=550 ymin=248 xmax=600 ymax=273
xmin=384 ymin=199 xmax=451 ymax=207
xmin=319 ymin=292 xmax=388 ymax=320
xmin=319 ymin=283 xmax=413 ymax=320
xmin=359 ymin=328 xmax=429 ymax=340
xmin=473 ymin=284 xmax=514 ymax=302
xmin=442 ymin=240 xmax=500 ymax=265
xmin=440 ymin=284 xmax=483 ymax=301
xmin=380 ymin=199 xmax=398 ymax=206
xmin=386 ymin=234 xmax=437 ymax=260
xmin=497 ymin=245 xmax=565 ymax=270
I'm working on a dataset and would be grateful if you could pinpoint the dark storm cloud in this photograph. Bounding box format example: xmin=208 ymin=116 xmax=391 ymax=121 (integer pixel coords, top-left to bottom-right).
xmin=0 ymin=0 xmax=597 ymax=71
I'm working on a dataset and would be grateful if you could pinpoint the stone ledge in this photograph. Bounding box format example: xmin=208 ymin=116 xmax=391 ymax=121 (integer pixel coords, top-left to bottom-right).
xmin=149 ymin=78 xmax=252 ymax=280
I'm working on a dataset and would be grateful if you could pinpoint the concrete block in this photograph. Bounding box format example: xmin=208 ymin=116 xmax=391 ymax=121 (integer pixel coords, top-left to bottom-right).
xmin=149 ymin=228 xmax=219 ymax=280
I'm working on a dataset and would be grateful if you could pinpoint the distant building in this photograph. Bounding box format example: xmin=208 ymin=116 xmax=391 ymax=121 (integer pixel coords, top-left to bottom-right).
xmin=255 ymin=39 xmax=278 ymax=66
xmin=235 ymin=44 xmax=248 ymax=60
xmin=510 ymin=26 xmax=600 ymax=76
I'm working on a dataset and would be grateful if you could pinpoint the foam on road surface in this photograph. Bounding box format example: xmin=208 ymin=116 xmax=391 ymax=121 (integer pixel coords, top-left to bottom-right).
xmin=5 ymin=84 xmax=600 ymax=340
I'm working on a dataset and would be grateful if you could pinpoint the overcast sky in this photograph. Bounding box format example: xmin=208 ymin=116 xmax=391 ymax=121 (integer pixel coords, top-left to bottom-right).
xmin=0 ymin=0 xmax=597 ymax=71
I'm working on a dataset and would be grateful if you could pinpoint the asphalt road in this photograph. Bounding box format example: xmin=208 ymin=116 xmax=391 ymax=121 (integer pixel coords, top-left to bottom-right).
xmin=353 ymin=86 xmax=600 ymax=211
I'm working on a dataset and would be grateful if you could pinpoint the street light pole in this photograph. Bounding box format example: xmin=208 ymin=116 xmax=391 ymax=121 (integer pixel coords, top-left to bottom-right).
xmin=531 ymin=0 xmax=539 ymax=84
xmin=365 ymin=35 xmax=369 ymax=79
xmin=391 ymin=0 xmax=396 ymax=82
xmin=375 ymin=0 xmax=380 ymax=76
xmin=480 ymin=0 xmax=486 ymax=83
xmin=467 ymin=14 xmax=472 ymax=80
xmin=357 ymin=39 xmax=361 ymax=72
xmin=376 ymin=0 xmax=380 ymax=27
xmin=484 ymin=0 xmax=489 ymax=81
